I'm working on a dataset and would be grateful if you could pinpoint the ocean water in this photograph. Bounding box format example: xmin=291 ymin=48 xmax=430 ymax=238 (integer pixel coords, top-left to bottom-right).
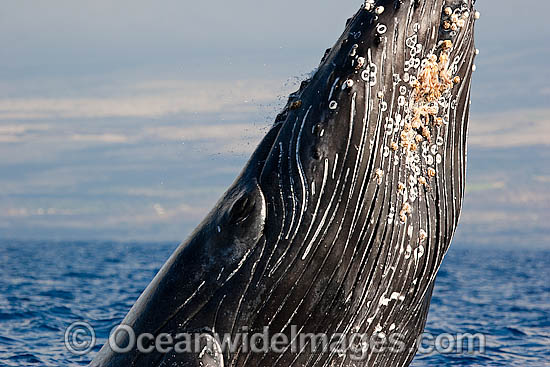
xmin=0 ymin=241 xmax=548 ymax=366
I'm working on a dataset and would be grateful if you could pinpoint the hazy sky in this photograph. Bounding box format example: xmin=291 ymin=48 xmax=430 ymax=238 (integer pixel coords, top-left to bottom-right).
xmin=1 ymin=0 xmax=549 ymax=247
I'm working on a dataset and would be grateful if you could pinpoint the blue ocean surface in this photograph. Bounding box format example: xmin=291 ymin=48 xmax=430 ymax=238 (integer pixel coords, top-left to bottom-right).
xmin=0 ymin=240 xmax=548 ymax=366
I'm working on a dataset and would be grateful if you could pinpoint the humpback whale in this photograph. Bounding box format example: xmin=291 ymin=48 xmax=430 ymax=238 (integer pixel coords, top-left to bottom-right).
xmin=90 ymin=0 xmax=477 ymax=366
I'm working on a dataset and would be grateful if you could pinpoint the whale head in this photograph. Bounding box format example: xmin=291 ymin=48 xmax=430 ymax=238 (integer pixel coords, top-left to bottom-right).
xmin=91 ymin=1 xmax=478 ymax=366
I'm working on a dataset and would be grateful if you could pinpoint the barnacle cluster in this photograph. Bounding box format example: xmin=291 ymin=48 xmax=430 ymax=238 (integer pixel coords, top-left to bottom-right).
xmin=442 ymin=6 xmax=470 ymax=31
xmin=364 ymin=0 xmax=385 ymax=15
xmin=399 ymin=40 xmax=459 ymax=158
xmin=364 ymin=0 xmax=375 ymax=11
xmin=399 ymin=202 xmax=412 ymax=223
xmin=395 ymin=39 xmax=462 ymax=224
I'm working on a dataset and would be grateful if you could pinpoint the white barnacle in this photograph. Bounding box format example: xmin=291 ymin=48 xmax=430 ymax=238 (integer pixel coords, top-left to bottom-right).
xmin=375 ymin=6 xmax=385 ymax=15
xmin=329 ymin=101 xmax=338 ymax=110
xmin=375 ymin=169 xmax=384 ymax=184
xmin=405 ymin=244 xmax=412 ymax=259
xmin=356 ymin=57 xmax=366 ymax=68
xmin=369 ymin=62 xmax=378 ymax=76
xmin=405 ymin=35 xmax=417 ymax=49
xmin=393 ymin=73 xmax=401 ymax=84
xmin=421 ymin=141 xmax=429 ymax=155
xmin=364 ymin=0 xmax=375 ymax=11
xmin=399 ymin=203 xmax=411 ymax=222
xmin=344 ymin=79 xmax=354 ymax=89
xmin=376 ymin=23 xmax=387 ymax=34
xmin=474 ymin=11 xmax=481 ymax=20
xmin=384 ymin=118 xmax=393 ymax=131
xmin=398 ymin=96 xmax=406 ymax=106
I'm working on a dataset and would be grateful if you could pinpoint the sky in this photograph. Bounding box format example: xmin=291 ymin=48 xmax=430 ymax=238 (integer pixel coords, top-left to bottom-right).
xmin=0 ymin=0 xmax=549 ymax=247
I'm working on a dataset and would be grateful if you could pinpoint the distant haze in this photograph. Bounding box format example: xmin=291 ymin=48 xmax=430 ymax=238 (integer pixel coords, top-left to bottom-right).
xmin=1 ymin=0 xmax=549 ymax=248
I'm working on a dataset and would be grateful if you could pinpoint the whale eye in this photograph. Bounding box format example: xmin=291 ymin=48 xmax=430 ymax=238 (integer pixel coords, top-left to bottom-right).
xmin=229 ymin=194 xmax=256 ymax=224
